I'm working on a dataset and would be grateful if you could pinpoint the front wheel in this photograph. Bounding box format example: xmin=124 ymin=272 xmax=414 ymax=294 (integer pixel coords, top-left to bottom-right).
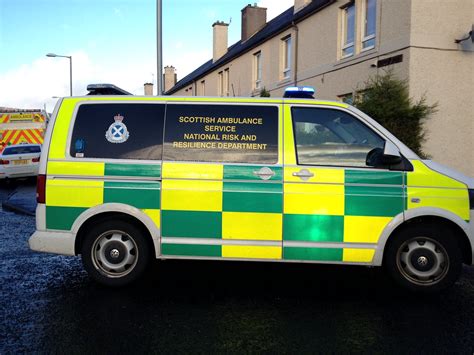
xmin=81 ymin=220 xmax=152 ymax=287
xmin=385 ymin=225 xmax=462 ymax=293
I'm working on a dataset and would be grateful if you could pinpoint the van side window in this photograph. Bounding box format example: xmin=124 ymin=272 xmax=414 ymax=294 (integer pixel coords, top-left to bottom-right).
xmin=292 ymin=107 xmax=385 ymax=167
xmin=164 ymin=104 xmax=279 ymax=164
xmin=70 ymin=104 xmax=165 ymax=160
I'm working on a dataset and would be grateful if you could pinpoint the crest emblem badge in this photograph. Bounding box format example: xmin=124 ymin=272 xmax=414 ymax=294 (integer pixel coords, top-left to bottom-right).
xmin=106 ymin=114 xmax=130 ymax=143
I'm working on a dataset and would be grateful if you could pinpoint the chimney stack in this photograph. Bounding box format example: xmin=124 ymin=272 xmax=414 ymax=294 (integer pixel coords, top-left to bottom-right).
xmin=241 ymin=4 xmax=267 ymax=42
xmin=163 ymin=66 xmax=177 ymax=93
xmin=144 ymin=82 xmax=153 ymax=96
xmin=294 ymin=0 xmax=312 ymax=13
xmin=213 ymin=21 xmax=229 ymax=62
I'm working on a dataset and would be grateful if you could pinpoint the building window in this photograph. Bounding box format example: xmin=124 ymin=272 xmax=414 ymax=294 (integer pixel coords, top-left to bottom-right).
xmin=254 ymin=51 xmax=262 ymax=90
xmin=341 ymin=3 xmax=355 ymax=58
xmin=340 ymin=0 xmax=377 ymax=59
xmin=200 ymin=80 xmax=206 ymax=96
xmin=282 ymin=36 xmax=292 ymax=79
xmin=338 ymin=93 xmax=354 ymax=105
xmin=224 ymin=68 xmax=230 ymax=96
xmin=218 ymin=71 xmax=224 ymax=96
xmin=218 ymin=69 xmax=230 ymax=96
xmin=362 ymin=0 xmax=376 ymax=50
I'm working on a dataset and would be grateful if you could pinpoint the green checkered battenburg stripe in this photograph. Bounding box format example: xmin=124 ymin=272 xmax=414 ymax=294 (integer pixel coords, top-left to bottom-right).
xmin=345 ymin=185 xmax=404 ymax=217
xmin=284 ymin=247 xmax=343 ymax=261
xmin=161 ymin=244 xmax=221 ymax=257
xmin=104 ymin=163 xmax=161 ymax=177
xmin=47 ymin=164 xmax=406 ymax=264
xmin=223 ymin=165 xmax=283 ymax=181
xmin=223 ymin=182 xmax=283 ymax=213
xmin=283 ymin=215 xmax=344 ymax=242
xmin=345 ymin=170 xmax=403 ymax=185
xmin=344 ymin=170 xmax=404 ymax=217
xmin=223 ymin=165 xmax=283 ymax=213
xmin=46 ymin=206 xmax=87 ymax=230
xmin=104 ymin=181 xmax=161 ymax=209
xmin=162 ymin=211 xmax=222 ymax=238
xmin=46 ymin=163 xmax=162 ymax=230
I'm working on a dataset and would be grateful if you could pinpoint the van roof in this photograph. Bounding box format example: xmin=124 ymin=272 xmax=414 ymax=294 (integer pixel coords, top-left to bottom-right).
xmin=59 ymin=96 xmax=349 ymax=109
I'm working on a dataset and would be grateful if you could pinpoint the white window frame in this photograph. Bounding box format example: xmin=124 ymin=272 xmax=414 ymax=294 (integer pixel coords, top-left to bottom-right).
xmin=254 ymin=51 xmax=262 ymax=90
xmin=361 ymin=0 xmax=376 ymax=51
xmin=341 ymin=2 xmax=355 ymax=58
xmin=223 ymin=68 xmax=230 ymax=97
xmin=282 ymin=36 xmax=292 ymax=79
xmin=218 ymin=71 xmax=224 ymax=96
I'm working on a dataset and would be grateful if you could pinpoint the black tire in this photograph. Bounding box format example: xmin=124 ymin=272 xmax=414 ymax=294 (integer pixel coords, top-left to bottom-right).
xmin=81 ymin=220 xmax=152 ymax=287
xmin=385 ymin=224 xmax=462 ymax=293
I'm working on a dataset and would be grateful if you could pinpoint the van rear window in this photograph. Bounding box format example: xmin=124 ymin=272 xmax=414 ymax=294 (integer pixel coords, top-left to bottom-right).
xmin=70 ymin=104 xmax=165 ymax=160
xmin=163 ymin=104 xmax=279 ymax=164
xmin=3 ymin=146 xmax=41 ymax=155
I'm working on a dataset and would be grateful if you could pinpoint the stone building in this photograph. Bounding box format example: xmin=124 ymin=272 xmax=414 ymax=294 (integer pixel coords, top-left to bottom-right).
xmin=165 ymin=0 xmax=474 ymax=176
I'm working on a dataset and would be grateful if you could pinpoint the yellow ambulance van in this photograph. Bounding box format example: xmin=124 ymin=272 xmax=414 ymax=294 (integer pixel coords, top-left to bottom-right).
xmin=29 ymin=91 xmax=474 ymax=292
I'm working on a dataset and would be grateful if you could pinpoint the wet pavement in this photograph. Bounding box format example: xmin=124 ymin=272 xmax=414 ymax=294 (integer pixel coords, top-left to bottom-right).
xmin=0 ymin=180 xmax=18 ymax=204
xmin=1 ymin=182 xmax=474 ymax=353
xmin=0 ymin=178 xmax=36 ymax=215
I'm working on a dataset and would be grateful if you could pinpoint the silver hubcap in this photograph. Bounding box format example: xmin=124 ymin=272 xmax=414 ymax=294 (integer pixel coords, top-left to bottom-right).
xmin=417 ymin=256 xmax=428 ymax=266
xmin=91 ymin=230 xmax=138 ymax=278
xmin=110 ymin=249 xmax=120 ymax=259
xmin=396 ymin=237 xmax=449 ymax=285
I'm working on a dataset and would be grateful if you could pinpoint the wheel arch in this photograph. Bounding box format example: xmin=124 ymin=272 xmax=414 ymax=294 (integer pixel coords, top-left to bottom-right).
xmin=72 ymin=203 xmax=160 ymax=257
xmin=374 ymin=208 xmax=472 ymax=266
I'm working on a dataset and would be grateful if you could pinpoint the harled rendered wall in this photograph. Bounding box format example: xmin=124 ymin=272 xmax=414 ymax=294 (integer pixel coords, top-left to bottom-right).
xmin=407 ymin=0 xmax=474 ymax=176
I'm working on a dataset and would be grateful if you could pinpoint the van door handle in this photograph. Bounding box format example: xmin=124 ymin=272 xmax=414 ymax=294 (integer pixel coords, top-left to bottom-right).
xmin=292 ymin=169 xmax=314 ymax=181
xmin=253 ymin=167 xmax=275 ymax=180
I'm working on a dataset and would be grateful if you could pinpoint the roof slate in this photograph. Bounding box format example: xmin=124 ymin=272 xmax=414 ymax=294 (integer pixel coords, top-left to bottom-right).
xmin=166 ymin=0 xmax=334 ymax=94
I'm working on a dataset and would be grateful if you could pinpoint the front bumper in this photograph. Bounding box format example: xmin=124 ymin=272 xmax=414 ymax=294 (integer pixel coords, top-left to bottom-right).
xmin=28 ymin=230 xmax=76 ymax=256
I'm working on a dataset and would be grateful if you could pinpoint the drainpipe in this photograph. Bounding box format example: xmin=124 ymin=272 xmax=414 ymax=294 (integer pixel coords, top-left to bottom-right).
xmin=292 ymin=21 xmax=299 ymax=86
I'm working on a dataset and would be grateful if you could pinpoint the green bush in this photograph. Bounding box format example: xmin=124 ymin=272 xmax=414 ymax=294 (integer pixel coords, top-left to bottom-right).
xmin=259 ymin=87 xmax=271 ymax=97
xmin=354 ymin=71 xmax=436 ymax=158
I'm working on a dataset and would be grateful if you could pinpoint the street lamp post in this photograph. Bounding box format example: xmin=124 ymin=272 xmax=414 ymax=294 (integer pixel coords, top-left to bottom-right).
xmin=157 ymin=0 xmax=163 ymax=95
xmin=46 ymin=53 xmax=73 ymax=96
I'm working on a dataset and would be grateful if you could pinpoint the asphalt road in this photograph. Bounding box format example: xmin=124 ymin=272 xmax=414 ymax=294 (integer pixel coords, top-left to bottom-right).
xmin=1 ymin=182 xmax=474 ymax=353
xmin=0 ymin=179 xmax=19 ymax=203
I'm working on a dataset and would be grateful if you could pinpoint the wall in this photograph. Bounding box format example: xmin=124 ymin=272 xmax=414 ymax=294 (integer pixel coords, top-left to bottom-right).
xmin=408 ymin=0 xmax=474 ymax=176
xmin=271 ymin=0 xmax=412 ymax=98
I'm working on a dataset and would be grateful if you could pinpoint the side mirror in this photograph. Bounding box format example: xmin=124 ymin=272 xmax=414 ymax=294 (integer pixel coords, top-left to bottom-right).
xmin=366 ymin=141 xmax=402 ymax=167
xmin=382 ymin=141 xmax=402 ymax=165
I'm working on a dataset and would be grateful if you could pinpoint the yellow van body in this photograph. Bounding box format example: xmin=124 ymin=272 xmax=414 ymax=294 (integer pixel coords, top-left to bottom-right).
xmin=29 ymin=96 xmax=474 ymax=291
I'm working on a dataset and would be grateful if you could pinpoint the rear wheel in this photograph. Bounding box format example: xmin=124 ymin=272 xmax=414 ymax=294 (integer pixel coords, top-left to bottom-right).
xmin=385 ymin=225 xmax=462 ymax=293
xmin=81 ymin=220 xmax=151 ymax=286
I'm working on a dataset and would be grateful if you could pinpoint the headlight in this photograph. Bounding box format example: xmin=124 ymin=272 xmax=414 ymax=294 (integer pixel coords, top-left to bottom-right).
xmin=469 ymin=189 xmax=474 ymax=210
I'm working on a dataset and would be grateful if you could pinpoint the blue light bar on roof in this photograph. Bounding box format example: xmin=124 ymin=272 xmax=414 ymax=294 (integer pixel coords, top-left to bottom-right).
xmin=283 ymin=86 xmax=315 ymax=99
